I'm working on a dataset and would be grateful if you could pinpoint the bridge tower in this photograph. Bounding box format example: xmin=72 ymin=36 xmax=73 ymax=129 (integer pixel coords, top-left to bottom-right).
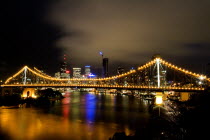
xmin=152 ymin=54 xmax=166 ymax=87
xmin=22 ymin=66 xmax=27 ymax=85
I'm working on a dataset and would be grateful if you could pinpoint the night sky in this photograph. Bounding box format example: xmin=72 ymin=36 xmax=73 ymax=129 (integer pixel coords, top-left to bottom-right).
xmin=1 ymin=0 xmax=210 ymax=80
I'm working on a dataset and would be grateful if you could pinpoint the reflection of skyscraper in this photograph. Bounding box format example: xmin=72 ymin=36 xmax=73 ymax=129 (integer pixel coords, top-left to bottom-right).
xmin=103 ymin=58 xmax=109 ymax=77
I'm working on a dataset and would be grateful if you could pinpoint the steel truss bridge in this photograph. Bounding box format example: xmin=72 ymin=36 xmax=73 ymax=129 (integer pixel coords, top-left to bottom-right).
xmin=1 ymin=57 xmax=210 ymax=92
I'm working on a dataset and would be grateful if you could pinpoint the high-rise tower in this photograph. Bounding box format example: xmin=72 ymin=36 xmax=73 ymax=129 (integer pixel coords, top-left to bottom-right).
xmin=60 ymin=54 xmax=67 ymax=73
xmin=60 ymin=54 xmax=70 ymax=79
xmin=73 ymin=68 xmax=81 ymax=78
xmin=85 ymin=65 xmax=91 ymax=78
xmin=103 ymin=58 xmax=109 ymax=77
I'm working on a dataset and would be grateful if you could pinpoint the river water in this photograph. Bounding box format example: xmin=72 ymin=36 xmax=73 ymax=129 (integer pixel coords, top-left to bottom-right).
xmin=0 ymin=91 xmax=152 ymax=140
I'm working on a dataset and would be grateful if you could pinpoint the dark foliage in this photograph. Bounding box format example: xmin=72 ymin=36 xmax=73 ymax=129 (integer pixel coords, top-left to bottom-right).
xmin=0 ymin=93 xmax=21 ymax=106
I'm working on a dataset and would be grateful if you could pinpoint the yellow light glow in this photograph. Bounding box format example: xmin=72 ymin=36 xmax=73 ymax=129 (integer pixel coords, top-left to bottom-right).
xmin=156 ymin=96 xmax=163 ymax=105
xmin=199 ymin=75 xmax=206 ymax=80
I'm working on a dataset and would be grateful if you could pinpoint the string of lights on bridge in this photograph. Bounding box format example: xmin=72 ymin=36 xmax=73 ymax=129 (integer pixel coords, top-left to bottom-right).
xmin=3 ymin=83 xmax=205 ymax=91
xmin=3 ymin=57 xmax=210 ymax=91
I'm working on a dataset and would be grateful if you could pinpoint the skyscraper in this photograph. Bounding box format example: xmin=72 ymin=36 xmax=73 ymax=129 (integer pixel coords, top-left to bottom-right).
xmin=60 ymin=54 xmax=70 ymax=79
xmin=73 ymin=68 xmax=81 ymax=78
xmin=85 ymin=65 xmax=91 ymax=78
xmin=103 ymin=58 xmax=109 ymax=77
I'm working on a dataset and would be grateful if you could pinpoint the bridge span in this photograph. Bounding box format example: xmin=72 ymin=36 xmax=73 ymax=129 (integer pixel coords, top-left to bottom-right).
xmin=1 ymin=56 xmax=210 ymax=94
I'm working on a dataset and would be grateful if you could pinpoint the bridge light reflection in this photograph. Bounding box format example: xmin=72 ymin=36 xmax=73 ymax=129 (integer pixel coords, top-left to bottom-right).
xmin=156 ymin=95 xmax=163 ymax=105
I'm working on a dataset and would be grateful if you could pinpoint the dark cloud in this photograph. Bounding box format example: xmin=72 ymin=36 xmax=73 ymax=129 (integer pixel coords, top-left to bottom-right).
xmin=0 ymin=0 xmax=64 ymax=80
xmin=48 ymin=0 xmax=210 ymax=75
xmin=1 ymin=0 xmax=210 ymax=80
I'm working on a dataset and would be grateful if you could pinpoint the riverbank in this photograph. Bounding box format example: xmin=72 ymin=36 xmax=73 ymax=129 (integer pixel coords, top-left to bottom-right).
xmin=109 ymin=91 xmax=210 ymax=140
xmin=0 ymin=94 xmax=64 ymax=107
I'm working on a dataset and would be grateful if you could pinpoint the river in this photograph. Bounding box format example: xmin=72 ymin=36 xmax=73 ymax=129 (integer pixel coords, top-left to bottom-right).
xmin=0 ymin=91 xmax=152 ymax=140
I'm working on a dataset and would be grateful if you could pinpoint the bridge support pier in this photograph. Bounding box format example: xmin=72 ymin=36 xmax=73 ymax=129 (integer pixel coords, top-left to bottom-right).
xmin=22 ymin=88 xmax=37 ymax=98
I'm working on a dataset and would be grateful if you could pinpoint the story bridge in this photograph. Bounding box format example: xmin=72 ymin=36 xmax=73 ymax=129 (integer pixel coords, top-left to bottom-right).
xmin=1 ymin=56 xmax=210 ymax=100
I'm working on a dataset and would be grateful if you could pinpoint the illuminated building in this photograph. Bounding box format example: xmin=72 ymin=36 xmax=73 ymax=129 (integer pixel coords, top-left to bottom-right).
xmin=103 ymin=58 xmax=109 ymax=77
xmin=60 ymin=72 xmax=70 ymax=79
xmin=88 ymin=73 xmax=97 ymax=79
xmin=73 ymin=68 xmax=81 ymax=78
xmin=60 ymin=55 xmax=67 ymax=74
xmin=60 ymin=54 xmax=70 ymax=79
xmin=55 ymin=72 xmax=60 ymax=78
xmin=85 ymin=66 xmax=91 ymax=78
xmin=117 ymin=66 xmax=125 ymax=74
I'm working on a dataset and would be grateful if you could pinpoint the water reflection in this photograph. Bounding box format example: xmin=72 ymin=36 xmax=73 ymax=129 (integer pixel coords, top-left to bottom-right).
xmin=85 ymin=94 xmax=96 ymax=123
xmin=62 ymin=97 xmax=70 ymax=119
xmin=0 ymin=92 xmax=151 ymax=140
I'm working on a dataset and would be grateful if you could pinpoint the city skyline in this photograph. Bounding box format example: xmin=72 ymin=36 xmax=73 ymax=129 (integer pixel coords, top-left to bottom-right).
xmin=1 ymin=1 xmax=210 ymax=138
xmin=1 ymin=0 xmax=210 ymax=80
